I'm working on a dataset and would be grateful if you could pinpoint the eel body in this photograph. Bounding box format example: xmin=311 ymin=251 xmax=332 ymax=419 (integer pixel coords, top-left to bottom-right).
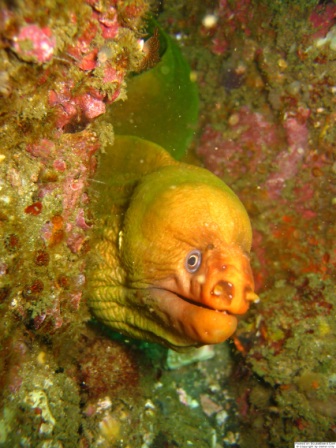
xmin=87 ymin=136 xmax=259 ymax=350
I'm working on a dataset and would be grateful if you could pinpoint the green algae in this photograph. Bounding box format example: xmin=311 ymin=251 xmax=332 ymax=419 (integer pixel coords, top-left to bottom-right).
xmin=237 ymin=274 xmax=336 ymax=446
xmin=105 ymin=20 xmax=199 ymax=159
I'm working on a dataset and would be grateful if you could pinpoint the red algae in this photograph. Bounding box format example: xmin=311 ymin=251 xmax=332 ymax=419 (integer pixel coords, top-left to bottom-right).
xmin=197 ymin=106 xmax=283 ymax=181
xmin=1 ymin=0 xmax=336 ymax=447
xmin=309 ymin=4 xmax=336 ymax=39
xmin=12 ymin=24 xmax=56 ymax=63
xmin=265 ymin=116 xmax=309 ymax=198
xmin=24 ymin=201 xmax=43 ymax=216
xmin=78 ymin=336 xmax=139 ymax=400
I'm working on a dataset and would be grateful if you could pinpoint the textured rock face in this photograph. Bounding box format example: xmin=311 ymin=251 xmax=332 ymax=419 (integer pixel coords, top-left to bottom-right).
xmin=0 ymin=1 xmax=150 ymax=446
xmin=1 ymin=0 xmax=336 ymax=446
xmin=0 ymin=0 xmax=148 ymax=338
xmin=183 ymin=0 xmax=336 ymax=445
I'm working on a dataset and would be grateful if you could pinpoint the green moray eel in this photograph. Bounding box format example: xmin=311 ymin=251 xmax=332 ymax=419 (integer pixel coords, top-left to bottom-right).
xmin=87 ymin=22 xmax=258 ymax=350
xmin=87 ymin=135 xmax=259 ymax=351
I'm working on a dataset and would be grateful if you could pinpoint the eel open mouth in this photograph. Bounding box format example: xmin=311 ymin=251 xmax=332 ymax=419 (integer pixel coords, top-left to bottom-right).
xmin=149 ymin=287 xmax=239 ymax=345
xmin=170 ymin=289 xmax=233 ymax=312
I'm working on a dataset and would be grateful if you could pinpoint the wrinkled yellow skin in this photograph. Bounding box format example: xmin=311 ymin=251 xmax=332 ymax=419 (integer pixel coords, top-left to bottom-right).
xmin=87 ymin=136 xmax=258 ymax=350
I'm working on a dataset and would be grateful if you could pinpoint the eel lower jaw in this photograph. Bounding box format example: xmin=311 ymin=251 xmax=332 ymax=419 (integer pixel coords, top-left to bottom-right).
xmin=148 ymin=287 xmax=239 ymax=345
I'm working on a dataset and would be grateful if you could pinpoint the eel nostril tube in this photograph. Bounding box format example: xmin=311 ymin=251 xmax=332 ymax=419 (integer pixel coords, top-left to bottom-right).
xmin=212 ymin=281 xmax=234 ymax=300
xmin=246 ymin=290 xmax=260 ymax=303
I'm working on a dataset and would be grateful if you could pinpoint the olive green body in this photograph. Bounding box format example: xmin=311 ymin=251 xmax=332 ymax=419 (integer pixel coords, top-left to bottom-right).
xmin=86 ymin=136 xmax=257 ymax=350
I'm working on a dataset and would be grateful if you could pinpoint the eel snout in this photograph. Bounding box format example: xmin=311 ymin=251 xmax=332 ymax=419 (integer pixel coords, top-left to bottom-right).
xmin=195 ymin=249 xmax=259 ymax=315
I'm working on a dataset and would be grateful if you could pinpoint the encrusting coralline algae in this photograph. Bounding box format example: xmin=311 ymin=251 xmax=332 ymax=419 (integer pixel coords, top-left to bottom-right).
xmin=1 ymin=0 xmax=336 ymax=447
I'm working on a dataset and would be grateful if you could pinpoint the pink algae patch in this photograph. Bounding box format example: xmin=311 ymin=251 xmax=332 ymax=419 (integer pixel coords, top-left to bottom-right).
xmin=197 ymin=107 xmax=282 ymax=179
xmin=309 ymin=4 xmax=336 ymax=39
xmin=265 ymin=117 xmax=309 ymax=198
xmin=13 ymin=24 xmax=56 ymax=63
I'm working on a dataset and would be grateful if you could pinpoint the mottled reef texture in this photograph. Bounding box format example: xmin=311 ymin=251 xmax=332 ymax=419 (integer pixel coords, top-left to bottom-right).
xmin=0 ymin=0 xmax=153 ymax=446
xmin=0 ymin=0 xmax=336 ymax=447
xmin=163 ymin=0 xmax=336 ymax=446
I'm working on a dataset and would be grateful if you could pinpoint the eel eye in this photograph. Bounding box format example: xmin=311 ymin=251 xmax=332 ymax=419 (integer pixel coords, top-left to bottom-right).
xmin=185 ymin=250 xmax=202 ymax=273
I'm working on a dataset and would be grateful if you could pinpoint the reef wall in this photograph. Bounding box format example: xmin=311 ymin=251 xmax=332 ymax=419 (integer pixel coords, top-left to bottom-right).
xmin=164 ymin=0 xmax=336 ymax=445
xmin=1 ymin=0 xmax=336 ymax=447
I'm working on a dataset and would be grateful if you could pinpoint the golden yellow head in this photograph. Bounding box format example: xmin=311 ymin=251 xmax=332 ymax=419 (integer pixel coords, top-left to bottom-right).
xmin=115 ymin=163 xmax=259 ymax=349
xmin=87 ymin=136 xmax=259 ymax=350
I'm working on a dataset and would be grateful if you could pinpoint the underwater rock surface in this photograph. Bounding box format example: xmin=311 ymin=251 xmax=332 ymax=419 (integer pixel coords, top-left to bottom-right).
xmin=174 ymin=0 xmax=336 ymax=445
xmin=1 ymin=0 xmax=336 ymax=447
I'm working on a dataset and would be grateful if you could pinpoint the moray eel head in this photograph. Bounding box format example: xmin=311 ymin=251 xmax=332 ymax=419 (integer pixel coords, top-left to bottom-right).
xmin=149 ymin=246 xmax=257 ymax=346
xmin=105 ymin=164 xmax=259 ymax=350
